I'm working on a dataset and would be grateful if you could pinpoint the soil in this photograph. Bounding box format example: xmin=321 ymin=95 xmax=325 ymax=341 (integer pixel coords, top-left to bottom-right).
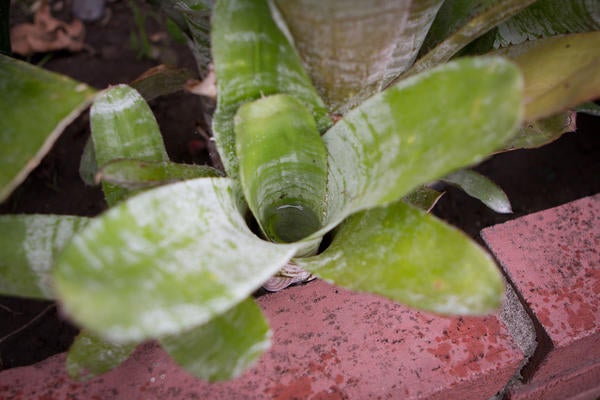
xmin=0 ymin=0 xmax=598 ymax=372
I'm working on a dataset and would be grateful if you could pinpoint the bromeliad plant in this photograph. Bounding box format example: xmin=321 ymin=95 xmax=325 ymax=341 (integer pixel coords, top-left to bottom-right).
xmin=1 ymin=0 xmax=599 ymax=382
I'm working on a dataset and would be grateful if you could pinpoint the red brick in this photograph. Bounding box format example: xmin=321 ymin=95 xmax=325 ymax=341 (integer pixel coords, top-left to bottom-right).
xmin=0 ymin=280 xmax=523 ymax=399
xmin=506 ymin=360 xmax=600 ymax=400
xmin=482 ymin=194 xmax=600 ymax=386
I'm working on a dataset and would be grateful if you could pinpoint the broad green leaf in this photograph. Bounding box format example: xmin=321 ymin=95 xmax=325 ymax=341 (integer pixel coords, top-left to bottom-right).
xmin=0 ymin=214 xmax=88 ymax=299
xmin=503 ymin=112 xmax=576 ymax=150
xmin=442 ymin=169 xmax=512 ymax=213
xmin=130 ymin=64 xmax=195 ymax=101
xmin=98 ymin=159 xmax=223 ymax=190
xmin=297 ymin=200 xmax=504 ymax=315
xmin=318 ymin=57 xmax=522 ymax=233
xmin=160 ymin=298 xmax=270 ymax=382
xmin=491 ymin=0 xmax=600 ymax=48
xmin=66 ymin=330 xmax=136 ymax=381
xmin=405 ymin=0 xmax=538 ymax=78
xmin=274 ymin=0 xmax=428 ymax=112
xmin=235 ymin=94 xmax=327 ymax=243
xmin=211 ymin=0 xmax=331 ymax=178
xmin=576 ymin=102 xmax=600 ymax=116
xmin=90 ymin=84 xmax=169 ymax=206
xmin=402 ymin=186 xmax=444 ymax=212
xmin=53 ymin=178 xmax=300 ymax=343
xmin=494 ymin=32 xmax=600 ymax=120
xmin=0 ymin=54 xmax=96 ymax=202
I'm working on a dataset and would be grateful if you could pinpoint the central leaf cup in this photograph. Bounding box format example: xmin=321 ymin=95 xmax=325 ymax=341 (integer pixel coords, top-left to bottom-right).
xmin=234 ymin=94 xmax=328 ymax=243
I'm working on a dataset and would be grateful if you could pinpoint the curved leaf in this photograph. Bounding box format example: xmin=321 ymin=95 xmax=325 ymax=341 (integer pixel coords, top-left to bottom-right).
xmin=0 ymin=54 xmax=96 ymax=202
xmin=211 ymin=0 xmax=331 ymax=178
xmin=0 ymin=214 xmax=88 ymax=299
xmin=319 ymin=57 xmax=523 ymax=233
xmin=90 ymin=84 xmax=169 ymax=206
xmin=442 ymin=169 xmax=512 ymax=213
xmin=503 ymin=111 xmax=576 ymax=150
xmin=53 ymin=178 xmax=300 ymax=343
xmin=160 ymin=298 xmax=270 ymax=382
xmin=130 ymin=64 xmax=195 ymax=101
xmin=66 ymin=330 xmax=137 ymax=381
xmin=576 ymin=102 xmax=600 ymax=117
xmin=494 ymin=32 xmax=600 ymax=120
xmin=405 ymin=0 xmax=538 ymax=78
xmin=402 ymin=186 xmax=444 ymax=212
xmin=274 ymin=0 xmax=421 ymax=112
xmin=97 ymin=159 xmax=223 ymax=190
xmin=297 ymin=200 xmax=504 ymax=315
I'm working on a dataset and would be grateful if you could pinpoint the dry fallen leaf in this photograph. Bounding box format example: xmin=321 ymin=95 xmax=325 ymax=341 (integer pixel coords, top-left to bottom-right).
xmin=11 ymin=1 xmax=85 ymax=56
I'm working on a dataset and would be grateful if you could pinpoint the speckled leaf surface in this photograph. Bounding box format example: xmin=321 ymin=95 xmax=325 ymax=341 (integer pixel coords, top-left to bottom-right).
xmin=90 ymin=84 xmax=169 ymax=206
xmin=53 ymin=178 xmax=300 ymax=343
xmin=97 ymin=159 xmax=223 ymax=190
xmin=495 ymin=32 xmax=600 ymax=121
xmin=66 ymin=330 xmax=136 ymax=381
xmin=442 ymin=169 xmax=512 ymax=213
xmin=211 ymin=0 xmax=330 ymax=178
xmin=0 ymin=214 xmax=89 ymax=299
xmin=297 ymin=201 xmax=504 ymax=315
xmin=160 ymin=298 xmax=271 ymax=382
xmin=0 ymin=54 xmax=96 ymax=202
xmin=319 ymin=57 xmax=523 ymax=232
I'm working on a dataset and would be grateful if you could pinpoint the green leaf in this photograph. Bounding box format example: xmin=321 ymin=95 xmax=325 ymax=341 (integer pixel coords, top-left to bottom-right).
xmin=97 ymin=159 xmax=223 ymax=190
xmin=319 ymin=57 xmax=523 ymax=232
xmin=0 ymin=54 xmax=96 ymax=202
xmin=211 ymin=0 xmax=331 ymax=178
xmin=90 ymin=84 xmax=169 ymax=206
xmin=66 ymin=330 xmax=136 ymax=381
xmin=53 ymin=178 xmax=300 ymax=343
xmin=297 ymin=200 xmax=504 ymax=315
xmin=0 ymin=214 xmax=89 ymax=299
xmin=491 ymin=0 xmax=600 ymax=48
xmin=503 ymin=112 xmax=576 ymax=150
xmin=79 ymin=137 xmax=97 ymax=186
xmin=494 ymin=32 xmax=600 ymax=120
xmin=235 ymin=94 xmax=327 ymax=243
xmin=402 ymin=186 xmax=444 ymax=212
xmin=442 ymin=169 xmax=512 ymax=213
xmin=160 ymin=298 xmax=270 ymax=382
xmin=576 ymin=102 xmax=600 ymax=116
xmin=275 ymin=0 xmax=439 ymax=112
xmin=405 ymin=0 xmax=538 ymax=78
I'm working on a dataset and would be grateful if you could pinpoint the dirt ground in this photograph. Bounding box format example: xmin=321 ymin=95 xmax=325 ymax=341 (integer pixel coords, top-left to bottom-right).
xmin=1 ymin=1 xmax=598 ymax=371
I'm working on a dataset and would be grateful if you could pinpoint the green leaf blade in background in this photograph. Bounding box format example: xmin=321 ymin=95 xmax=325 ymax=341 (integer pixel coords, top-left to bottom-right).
xmin=0 ymin=214 xmax=89 ymax=299
xmin=97 ymin=159 xmax=223 ymax=190
xmin=297 ymin=200 xmax=504 ymax=315
xmin=442 ymin=169 xmax=512 ymax=213
xmin=160 ymin=298 xmax=271 ymax=382
xmin=66 ymin=330 xmax=137 ymax=381
xmin=320 ymin=57 xmax=523 ymax=232
xmin=90 ymin=84 xmax=169 ymax=206
xmin=53 ymin=178 xmax=300 ymax=343
xmin=211 ymin=0 xmax=331 ymax=178
xmin=0 ymin=54 xmax=96 ymax=202
xmin=503 ymin=111 xmax=576 ymax=150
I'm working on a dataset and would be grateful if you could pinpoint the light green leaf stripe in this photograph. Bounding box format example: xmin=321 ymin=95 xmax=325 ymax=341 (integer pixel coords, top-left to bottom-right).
xmin=297 ymin=200 xmax=504 ymax=315
xmin=442 ymin=169 xmax=512 ymax=214
xmin=66 ymin=330 xmax=137 ymax=381
xmin=98 ymin=159 xmax=223 ymax=190
xmin=319 ymin=57 xmax=523 ymax=233
xmin=235 ymin=94 xmax=327 ymax=243
xmin=211 ymin=0 xmax=331 ymax=178
xmin=53 ymin=178 xmax=300 ymax=343
xmin=0 ymin=214 xmax=89 ymax=299
xmin=90 ymin=84 xmax=169 ymax=206
xmin=0 ymin=54 xmax=96 ymax=202
xmin=160 ymin=298 xmax=271 ymax=382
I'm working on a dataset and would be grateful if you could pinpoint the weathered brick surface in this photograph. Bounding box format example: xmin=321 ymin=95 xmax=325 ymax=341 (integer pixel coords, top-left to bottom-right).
xmin=482 ymin=194 xmax=600 ymax=389
xmin=0 ymin=280 xmax=523 ymax=399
